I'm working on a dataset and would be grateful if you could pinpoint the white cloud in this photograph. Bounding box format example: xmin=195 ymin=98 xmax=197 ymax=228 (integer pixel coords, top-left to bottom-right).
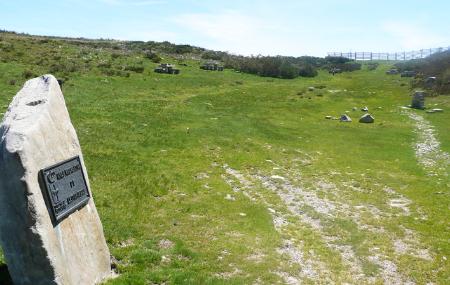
xmin=172 ymin=10 xmax=289 ymax=55
xmin=381 ymin=20 xmax=448 ymax=50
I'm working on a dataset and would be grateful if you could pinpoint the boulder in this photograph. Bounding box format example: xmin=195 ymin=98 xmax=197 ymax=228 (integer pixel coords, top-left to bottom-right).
xmin=0 ymin=75 xmax=111 ymax=285
xmin=340 ymin=114 xmax=352 ymax=122
xmin=361 ymin=106 xmax=369 ymax=112
xmin=359 ymin=113 xmax=375 ymax=123
xmin=432 ymin=108 xmax=443 ymax=112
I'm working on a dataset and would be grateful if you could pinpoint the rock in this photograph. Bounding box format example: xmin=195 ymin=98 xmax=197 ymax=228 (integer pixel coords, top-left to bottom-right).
xmin=411 ymin=91 xmax=426 ymax=109
xmin=340 ymin=114 xmax=352 ymax=122
xmin=325 ymin=115 xmax=332 ymax=119
xmin=352 ymin=107 xmax=357 ymax=111
xmin=432 ymin=108 xmax=443 ymax=112
xmin=225 ymin=194 xmax=235 ymax=201
xmin=308 ymin=87 xmax=315 ymax=91
xmin=0 ymin=75 xmax=111 ymax=285
xmin=385 ymin=69 xmax=398 ymax=75
xmin=359 ymin=113 xmax=375 ymax=123
xmin=361 ymin=106 xmax=369 ymax=112
xmin=425 ymin=76 xmax=436 ymax=88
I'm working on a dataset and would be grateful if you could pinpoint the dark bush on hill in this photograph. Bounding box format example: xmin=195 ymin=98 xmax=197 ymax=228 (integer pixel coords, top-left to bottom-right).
xmin=325 ymin=56 xmax=352 ymax=64
xmin=298 ymin=64 xmax=318 ymax=77
xmin=22 ymin=70 xmax=36 ymax=79
xmin=280 ymin=62 xmax=299 ymax=79
xmin=367 ymin=62 xmax=379 ymax=71
xmin=223 ymin=55 xmax=321 ymax=79
xmin=124 ymin=64 xmax=145 ymax=73
xmin=201 ymin=51 xmax=226 ymax=61
xmin=145 ymin=51 xmax=161 ymax=63
xmin=395 ymin=50 xmax=450 ymax=94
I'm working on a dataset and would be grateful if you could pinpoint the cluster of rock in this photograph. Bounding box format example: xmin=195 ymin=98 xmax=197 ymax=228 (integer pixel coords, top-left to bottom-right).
xmin=326 ymin=105 xmax=375 ymax=123
xmin=200 ymin=62 xmax=224 ymax=71
xmin=154 ymin=63 xmax=180 ymax=74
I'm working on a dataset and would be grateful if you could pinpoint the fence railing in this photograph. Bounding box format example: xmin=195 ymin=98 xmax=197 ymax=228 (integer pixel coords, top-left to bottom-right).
xmin=327 ymin=47 xmax=450 ymax=61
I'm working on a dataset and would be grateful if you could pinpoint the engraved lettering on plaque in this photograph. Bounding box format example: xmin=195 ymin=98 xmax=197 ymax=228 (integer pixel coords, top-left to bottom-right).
xmin=40 ymin=156 xmax=90 ymax=223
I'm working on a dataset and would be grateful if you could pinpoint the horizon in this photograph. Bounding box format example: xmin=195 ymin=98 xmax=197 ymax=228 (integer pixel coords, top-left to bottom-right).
xmin=1 ymin=0 xmax=450 ymax=57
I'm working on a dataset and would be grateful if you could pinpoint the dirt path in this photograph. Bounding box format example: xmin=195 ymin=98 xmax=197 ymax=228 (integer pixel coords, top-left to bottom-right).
xmin=406 ymin=111 xmax=450 ymax=176
xmin=221 ymin=156 xmax=434 ymax=284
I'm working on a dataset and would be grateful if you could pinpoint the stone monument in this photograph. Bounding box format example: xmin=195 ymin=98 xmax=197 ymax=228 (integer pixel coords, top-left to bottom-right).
xmin=411 ymin=90 xmax=425 ymax=109
xmin=0 ymin=75 xmax=111 ymax=285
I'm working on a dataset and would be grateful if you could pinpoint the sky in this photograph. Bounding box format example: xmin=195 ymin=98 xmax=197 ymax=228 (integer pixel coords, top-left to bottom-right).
xmin=1 ymin=0 xmax=449 ymax=57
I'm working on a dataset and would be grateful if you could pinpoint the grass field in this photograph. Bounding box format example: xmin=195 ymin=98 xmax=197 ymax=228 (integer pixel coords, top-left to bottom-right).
xmin=0 ymin=34 xmax=449 ymax=284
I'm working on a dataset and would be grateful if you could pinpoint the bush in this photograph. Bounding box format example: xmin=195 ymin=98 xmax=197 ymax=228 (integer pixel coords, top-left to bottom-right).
xmin=8 ymin=79 xmax=16 ymax=85
xmin=144 ymin=51 xmax=161 ymax=63
xmin=22 ymin=70 xmax=36 ymax=79
xmin=279 ymin=62 xmax=298 ymax=79
xmin=111 ymin=53 xmax=121 ymax=60
xmin=124 ymin=64 xmax=144 ymax=73
xmin=325 ymin=56 xmax=352 ymax=64
xmin=298 ymin=64 xmax=318 ymax=77
xmin=367 ymin=62 xmax=379 ymax=71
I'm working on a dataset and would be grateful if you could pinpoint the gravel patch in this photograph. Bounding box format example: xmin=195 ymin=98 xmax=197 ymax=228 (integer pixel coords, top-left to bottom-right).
xmin=406 ymin=111 xmax=450 ymax=175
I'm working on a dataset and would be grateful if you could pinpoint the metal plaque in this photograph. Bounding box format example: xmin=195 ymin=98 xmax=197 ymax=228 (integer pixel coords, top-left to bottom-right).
xmin=40 ymin=156 xmax=90 ymax=223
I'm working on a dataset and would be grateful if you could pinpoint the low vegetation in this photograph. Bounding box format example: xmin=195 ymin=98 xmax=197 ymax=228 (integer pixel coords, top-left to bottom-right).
xmin=0 ymin=31 xmax=449 ymax=284
xmin=395 ymin=50 xmax=450 ymax=94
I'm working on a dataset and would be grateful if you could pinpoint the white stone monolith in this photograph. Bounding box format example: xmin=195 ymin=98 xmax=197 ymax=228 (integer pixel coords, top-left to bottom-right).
xmin=0 ymin=75 xmax=111 ymax=285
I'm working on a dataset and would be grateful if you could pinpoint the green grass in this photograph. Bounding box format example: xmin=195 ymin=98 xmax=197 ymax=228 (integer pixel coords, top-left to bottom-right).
xmin=0 ymin=33 xmax=449 ymax=284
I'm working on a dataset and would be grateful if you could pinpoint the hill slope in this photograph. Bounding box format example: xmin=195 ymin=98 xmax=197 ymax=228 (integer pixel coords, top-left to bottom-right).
xmin=0 ymin=32 xmax=449 ymax=284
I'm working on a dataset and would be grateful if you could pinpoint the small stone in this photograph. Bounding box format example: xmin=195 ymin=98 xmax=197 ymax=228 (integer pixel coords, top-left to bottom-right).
xmin=340 ymin=114 xmax=352 ymax=122
xmin=361 ymin=106 xmax=369 ymax=112
xmin=432 ymin=108 xmax=443 ymax=112
xmin=225 ymin=194 xmax=236 ymax=201
xmin=325 ymin=115 xmax=332 ymax=119
xmin=308 ymin=86 xmax=315 ymax=91
xmin=359 ymin=113 xmax=375 ymax=123
xmin=239 ymin=213 xmax=247 ymax=217
xmin=158 ymin=239 xmax=174 ymax=249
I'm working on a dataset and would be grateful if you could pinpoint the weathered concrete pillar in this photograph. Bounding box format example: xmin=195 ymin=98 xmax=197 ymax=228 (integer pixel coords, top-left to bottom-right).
xmin=0 ymin=75 xmax=111 ymax=285
xmin=411 ymin=90 xmax=426 ymax=110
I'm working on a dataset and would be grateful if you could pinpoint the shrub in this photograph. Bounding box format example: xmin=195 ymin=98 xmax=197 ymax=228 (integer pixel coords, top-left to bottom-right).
xmin=97 ymin=62 xmax=112 ymax=68
xmin=279 ymin=62 xmax=298 ymax=79
xmin=124 ymin=64 xmax=144 ymax=73
xmin=111 ymin=53 xmax=121 ymax=59
xmin=367 ymin=62 xmax=379 ymax=71
xmin=22 ymin=70 xmax=36 ymax=79
xmin=145 ymin=51 xmax=162 ymax=63
xmin=298 ymin=64 xmax=318 ymax=77
xmin=9 ymin=79 xmax=16 ymax=85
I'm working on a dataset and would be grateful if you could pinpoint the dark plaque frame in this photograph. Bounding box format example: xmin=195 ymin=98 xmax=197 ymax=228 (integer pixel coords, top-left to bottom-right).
xmin=40 ymin=156 xmax=90 ymax=224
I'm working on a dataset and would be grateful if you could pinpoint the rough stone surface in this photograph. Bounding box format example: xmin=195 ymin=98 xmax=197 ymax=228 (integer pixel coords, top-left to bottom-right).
xmin=0 ymin=75 xmax=111 ymax=285
xmin=411 ymin=91 xmax=425 ymax=109
xmin=340 ymin=114 xmax=352 ymax=122
xmin=359 ymin=113 xmax=375 ymax=123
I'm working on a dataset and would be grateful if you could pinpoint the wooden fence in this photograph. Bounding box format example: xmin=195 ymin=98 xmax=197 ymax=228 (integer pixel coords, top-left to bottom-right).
xmin=327 ymin=46 xmax=450 ymax=61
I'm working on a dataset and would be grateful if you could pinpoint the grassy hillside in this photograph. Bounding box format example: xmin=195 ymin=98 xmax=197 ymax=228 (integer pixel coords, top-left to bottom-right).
xmin=0 ymin=32 xmax=449 ymax=284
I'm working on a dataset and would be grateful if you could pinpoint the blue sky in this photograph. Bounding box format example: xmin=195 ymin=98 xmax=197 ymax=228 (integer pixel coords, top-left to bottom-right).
xmin=1 ymin=0 xmax=449 ymax=56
